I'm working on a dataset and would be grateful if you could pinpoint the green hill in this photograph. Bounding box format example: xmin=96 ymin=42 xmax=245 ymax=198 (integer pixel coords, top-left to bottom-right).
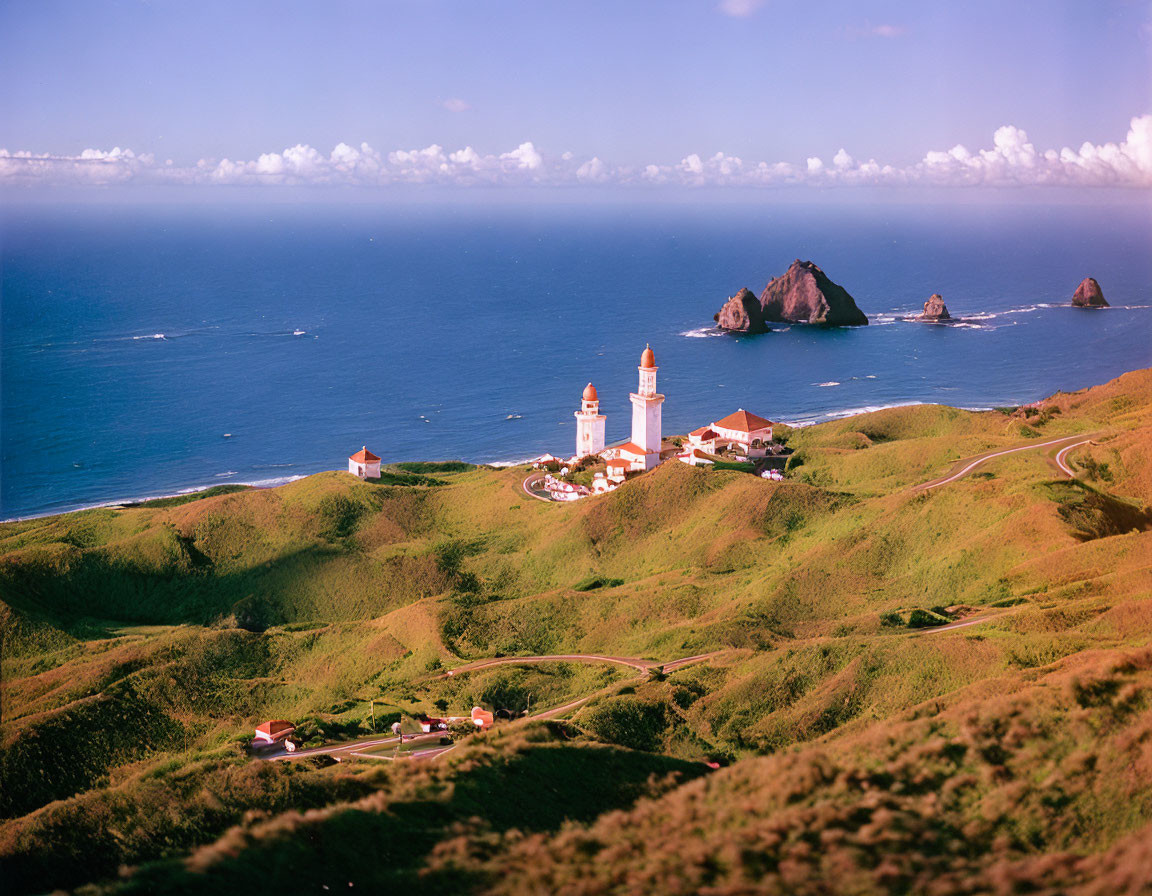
xmin=2 ymin=369 xmax=1151 ymax=894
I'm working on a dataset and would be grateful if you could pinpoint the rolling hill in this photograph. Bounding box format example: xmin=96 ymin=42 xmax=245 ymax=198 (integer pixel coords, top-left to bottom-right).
xmin=2 ymin=368 xmax=1150 ymax=895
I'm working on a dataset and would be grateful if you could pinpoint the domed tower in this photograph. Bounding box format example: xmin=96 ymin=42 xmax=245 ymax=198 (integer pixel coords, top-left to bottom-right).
xmin=574 ymin=382 xmax=606 ymax=458
xmin=629 ymin=344 xmax=664 ymax=469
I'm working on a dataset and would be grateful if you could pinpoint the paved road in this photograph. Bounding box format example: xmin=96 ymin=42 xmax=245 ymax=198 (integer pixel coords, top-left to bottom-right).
xmin=522 ymin=473 xmax=553 ymax=503
xmin=914 ymin=612 xmax=1007 ymax=635
xmin=270 ymin=652 xmax=721 ymax=763
xmin=440 ymin=651 xmax=722 ymax=678
xmin=915 ymin=433 xmax=1099 ymax=491
xmin=1054 ymin=439 xmax=1093 ymax=477
xmin=266 ymin=730 xmax=445 ymax=761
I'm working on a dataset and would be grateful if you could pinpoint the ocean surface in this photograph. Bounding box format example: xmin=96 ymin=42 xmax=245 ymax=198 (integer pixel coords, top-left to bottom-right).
xmin=3 ymin=198 xmax=1151 ymax=519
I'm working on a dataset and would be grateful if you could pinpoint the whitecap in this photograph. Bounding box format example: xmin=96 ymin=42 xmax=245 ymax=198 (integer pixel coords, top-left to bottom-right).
xmin=489 ymin=457 xmax=538 ymax=468
xmin=815 ymin=381 xmax=841 ymax=387
xmin=133 ymin=333 xmax=166 ymax=340
xmin=293 ymin=329 xmax=307 ymax=336
xmin=680 ymin=326 xmax=726 ymax=338
xmin=214 ymin=471 xmax=239 ymax=478
xmin=823 ymin=401 xmax=926 ymax=420
xmin=505 ymin=414 xmax=523 ymax=420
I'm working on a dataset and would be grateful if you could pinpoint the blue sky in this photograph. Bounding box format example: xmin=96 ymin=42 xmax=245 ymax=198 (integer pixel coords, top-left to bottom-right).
xmin=1 ymin=0 xmax=1150 ymax=188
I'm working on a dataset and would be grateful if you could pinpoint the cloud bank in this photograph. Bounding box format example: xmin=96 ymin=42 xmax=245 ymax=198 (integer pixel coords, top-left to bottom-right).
xmin=3 ymin=115 xmax=1151 ymax=189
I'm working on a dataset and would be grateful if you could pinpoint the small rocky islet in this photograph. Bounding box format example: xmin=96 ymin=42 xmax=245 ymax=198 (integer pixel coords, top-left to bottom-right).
xmin=918 ymin=293 xmax=951 ymax=321
xmin=1071 ymin=276 xmax=1109 ymax=308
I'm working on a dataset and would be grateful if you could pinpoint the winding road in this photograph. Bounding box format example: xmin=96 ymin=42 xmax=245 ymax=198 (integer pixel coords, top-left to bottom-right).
xmin=266 ymin=651 xmax=719 ymax=763
xmin=915 ymin=433 xmax=1097 ymax=491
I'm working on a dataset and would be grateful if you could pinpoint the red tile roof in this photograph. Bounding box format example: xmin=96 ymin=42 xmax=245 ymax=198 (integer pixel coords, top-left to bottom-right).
xmin=690 ymin=427 xmax=719 ymax=439
xmin=712 ymin=409 xmax=775 ymax=434
xmin=349 ymin=447 xmax=381 ymax=463
xmin=606 ymin=458 xmax=631 ymax=468
xmin=255 ymin=720 xmax=295 ymax=736
xmin=615 ymin=442 xmax=650 ymax=456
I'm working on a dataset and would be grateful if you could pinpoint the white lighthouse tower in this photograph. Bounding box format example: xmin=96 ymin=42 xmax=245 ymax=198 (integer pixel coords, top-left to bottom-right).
xmin=628 ymin=344 xmax=664 ymax=470
xmin=574 ymin=382 xmax=606 ymax=459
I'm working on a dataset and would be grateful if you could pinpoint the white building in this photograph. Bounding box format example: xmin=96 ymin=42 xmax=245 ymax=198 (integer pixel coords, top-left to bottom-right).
xmin=626 ymin=344 xmax=664 ymax=471
xmin=348 ymin=447 xmax=382 ymax=479
xmin=710 ymin=410 xmax=775 ymax=457
xmin=574 ymin=382 xmax=607 ymax=459
xmin=687 ymin=426 xmax=719 ymax=453
xmin=604 ymin=458 xmax=631 ymax=482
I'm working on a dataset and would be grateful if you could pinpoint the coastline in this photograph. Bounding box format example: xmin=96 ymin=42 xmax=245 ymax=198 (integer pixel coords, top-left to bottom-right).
xmin=0 ymin=395 xmax=1061 ymax=524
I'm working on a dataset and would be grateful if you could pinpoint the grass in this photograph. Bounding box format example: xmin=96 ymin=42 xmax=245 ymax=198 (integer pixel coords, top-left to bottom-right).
xmin=1 ymin=367 xmax=1152 ymax=894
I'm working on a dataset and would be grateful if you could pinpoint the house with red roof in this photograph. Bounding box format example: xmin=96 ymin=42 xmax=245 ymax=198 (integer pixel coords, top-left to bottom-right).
xmin=254 ymin=720 xmax=296 ymax=751
xmin=348 ymin=446 xmax=381 ymax=479
xmin=710 ymin=409 xmax=776 ymax=458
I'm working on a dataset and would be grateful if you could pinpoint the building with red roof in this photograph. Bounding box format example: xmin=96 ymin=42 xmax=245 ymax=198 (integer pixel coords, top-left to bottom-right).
xmin=348 ymin=446 xmax=382 ymax=479
xmin=710 ymin=409 xmax=776 ymax=457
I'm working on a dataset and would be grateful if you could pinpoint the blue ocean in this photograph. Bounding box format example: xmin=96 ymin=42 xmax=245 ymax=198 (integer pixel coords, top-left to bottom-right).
xmin=3 ymin=197 xmax=1150 ymax=519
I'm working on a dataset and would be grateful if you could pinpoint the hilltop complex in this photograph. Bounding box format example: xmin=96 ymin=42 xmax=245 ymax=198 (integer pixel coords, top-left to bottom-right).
xmin=535 ymin=344 xmax=782 ymax=501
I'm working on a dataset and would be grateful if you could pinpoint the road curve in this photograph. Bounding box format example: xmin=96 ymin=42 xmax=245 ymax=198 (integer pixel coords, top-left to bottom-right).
xmin=522 ymin=473 xmax=553 ymax=503
xmin=915 ymin=433 xmax=1099 ymax=491
xmin=914 ymin=612 xmax=1007 ymax=635
xmin=1054 ymin=439 xmax=1093 ymax=478
xmin=441 ymin=653 xmax=657 ymax=676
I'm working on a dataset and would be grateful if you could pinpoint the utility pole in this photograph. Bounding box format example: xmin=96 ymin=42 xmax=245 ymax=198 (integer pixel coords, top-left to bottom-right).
xmin=370 ymin=700 xmax=375 ymax=733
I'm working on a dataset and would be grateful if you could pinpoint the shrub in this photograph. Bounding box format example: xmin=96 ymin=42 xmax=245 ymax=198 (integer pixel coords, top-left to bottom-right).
xmin=573 ymin=576 xmax=625 ymax=592
xmin=583 ymin=696 xmax=670 ymax=752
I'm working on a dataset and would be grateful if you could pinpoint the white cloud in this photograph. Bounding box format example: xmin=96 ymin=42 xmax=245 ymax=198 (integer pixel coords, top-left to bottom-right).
xmin=576 ymin=157 xmax=610 ymax=183
xmin=718 ymin=0 xmax=764 ymax=17
xmin=438 ymin=97 xmax=471 ymax=113
xmin=500 ymin=141 xmax=543 ymax=170
xmin=870 ymin=24 xmax=907 ymax=38
xmin=3 ymin=115 xmax=1151 ymax=190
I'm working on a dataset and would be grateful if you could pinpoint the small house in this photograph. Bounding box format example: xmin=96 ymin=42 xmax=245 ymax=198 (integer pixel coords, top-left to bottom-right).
xmin=254 ymin=720 xmax=295 ymax=745
xmin=471 ymin=707 xmax=495 ymax=729
xmin=348 ymin=447 xmax=382 ymax=479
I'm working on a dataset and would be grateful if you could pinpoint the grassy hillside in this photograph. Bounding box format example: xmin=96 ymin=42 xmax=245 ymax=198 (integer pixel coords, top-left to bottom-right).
xmin=1 ymin=369 xmax=1151 ymax=894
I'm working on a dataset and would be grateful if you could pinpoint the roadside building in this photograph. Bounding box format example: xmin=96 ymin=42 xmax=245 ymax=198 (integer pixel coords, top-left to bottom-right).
xmin=254 ymin=720 xmax=296 ymax=747
xmin=348 ymin=447 xmax=382 ymax=479
xmin=471 ymin=707 xmax=495 ymax=729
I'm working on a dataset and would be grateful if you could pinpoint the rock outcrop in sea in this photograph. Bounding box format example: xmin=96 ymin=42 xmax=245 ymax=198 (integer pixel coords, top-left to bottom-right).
xmin=714 ymin=287 xmax=768 ymax=333
xmin=919 ymin=294 xmax=951 ymax=321
xmin=759 ymin=260 xmax=869 ymax=327
xmin=1071 ymin=277 xmax=1109 ymax=308
xmin=714 ymin=260 xmax=868 ymax=330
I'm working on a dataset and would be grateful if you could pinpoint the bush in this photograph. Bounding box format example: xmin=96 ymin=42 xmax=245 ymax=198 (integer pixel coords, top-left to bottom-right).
xmin=393 ymin=461 xmax=474 ymax=473
xmin=573 ymin=576 xmax=625 ymax=592
xmin=583 ymin=696 xmax=670 ymax=752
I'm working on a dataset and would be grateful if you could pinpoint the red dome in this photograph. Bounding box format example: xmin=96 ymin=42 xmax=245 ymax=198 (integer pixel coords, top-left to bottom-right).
xmin=640 ymin=344 xmax=656 ymax=368
xmin=582 ymin=382 xmax=598 ymax=401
